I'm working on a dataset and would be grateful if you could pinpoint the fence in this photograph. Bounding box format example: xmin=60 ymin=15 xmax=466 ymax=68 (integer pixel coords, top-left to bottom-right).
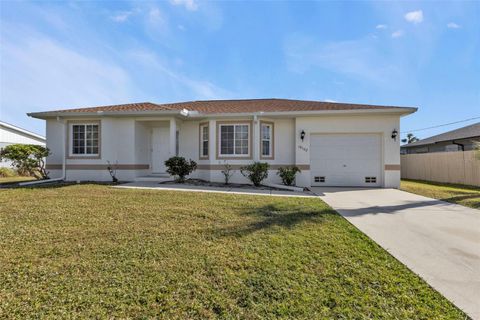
xmin=400 ymin=150 xmax=480 ymax=186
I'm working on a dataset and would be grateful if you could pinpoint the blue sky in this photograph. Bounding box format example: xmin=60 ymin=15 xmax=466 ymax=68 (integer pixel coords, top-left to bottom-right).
xmin=0 ymin=1 xmax=479 ymax=140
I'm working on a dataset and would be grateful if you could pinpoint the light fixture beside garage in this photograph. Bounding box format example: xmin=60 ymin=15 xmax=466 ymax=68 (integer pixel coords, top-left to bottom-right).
xmin=300 ymin=130 xmax=306 ymax=141
xmin=391 ymin=129 xmax=398 ymax=141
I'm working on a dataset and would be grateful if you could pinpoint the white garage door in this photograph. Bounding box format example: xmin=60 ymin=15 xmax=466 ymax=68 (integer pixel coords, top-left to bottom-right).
xmin=310 ymin=134 xmax=382 ymax=187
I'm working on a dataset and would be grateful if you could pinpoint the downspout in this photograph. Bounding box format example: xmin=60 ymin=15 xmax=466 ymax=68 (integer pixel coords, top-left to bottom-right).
xmin=20 ymin=118 xmax=66 ymax=186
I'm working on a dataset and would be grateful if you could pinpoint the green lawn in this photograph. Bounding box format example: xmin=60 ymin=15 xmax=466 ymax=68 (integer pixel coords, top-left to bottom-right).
xmin=401 ymin=179 xmax=480 ymax=209
xmin=0 ymin=176 xmax=36 ymax=185
xmin=0 ymin=184 xmax=466 ymax=319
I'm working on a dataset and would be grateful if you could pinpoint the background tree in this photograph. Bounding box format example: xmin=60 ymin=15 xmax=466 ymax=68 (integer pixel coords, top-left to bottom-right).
xmin=401 ymin=133 xmax=420 ymax=144
xmin=0 ymin=144 xmax=50 ymax=179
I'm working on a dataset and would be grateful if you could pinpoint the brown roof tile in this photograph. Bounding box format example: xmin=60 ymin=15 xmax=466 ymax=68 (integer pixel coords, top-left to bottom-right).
xmin=36 ymin=98 xmax=413 ymax=115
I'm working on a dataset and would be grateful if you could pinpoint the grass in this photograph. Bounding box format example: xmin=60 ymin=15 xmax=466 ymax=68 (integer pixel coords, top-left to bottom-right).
xmin=401 ymin=179 xmax=480 ymax=209
xmin=0 ymin=184 xmax=466 ymax=319
xmin=0 ymin=176 xmax=36 ymax=185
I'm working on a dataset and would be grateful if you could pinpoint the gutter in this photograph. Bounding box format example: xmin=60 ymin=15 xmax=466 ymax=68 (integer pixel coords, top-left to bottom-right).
xmin=28 ymin=107 xmax=418 ymax=120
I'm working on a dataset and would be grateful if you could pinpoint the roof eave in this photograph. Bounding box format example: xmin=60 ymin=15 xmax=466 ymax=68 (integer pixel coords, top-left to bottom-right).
xmin=27 ymin=106 xmax=417 ymax=119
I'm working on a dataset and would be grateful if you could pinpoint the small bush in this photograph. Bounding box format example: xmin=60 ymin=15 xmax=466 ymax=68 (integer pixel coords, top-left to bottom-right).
xmin=221 ymin=162 xmax=235 ymax=185
xmin=165 ymin=156 xmax=197 ymax=183
xmin=0 ymin=167 xmax=18 ymax=178
xmin=240 ymin=162 xmax=269 ymax=186
xmin=277 ymin=166 xmax=301 ymax=186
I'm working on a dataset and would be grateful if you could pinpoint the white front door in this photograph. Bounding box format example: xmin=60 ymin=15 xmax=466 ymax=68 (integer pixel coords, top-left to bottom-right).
xmin=151 ymin=127 xmax=170 ymax=173
xmin=310 ymin=133 xmax=382 ymax=187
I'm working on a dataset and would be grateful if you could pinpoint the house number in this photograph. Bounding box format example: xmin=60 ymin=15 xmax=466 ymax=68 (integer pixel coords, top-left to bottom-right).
xmin=298 ymin=145 xmax=308 ymax=152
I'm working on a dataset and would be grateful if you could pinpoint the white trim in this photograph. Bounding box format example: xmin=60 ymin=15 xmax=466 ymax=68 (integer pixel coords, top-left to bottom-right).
xmin=200 ymin=123 xmax=209 ymax=158
xmin=218 ymin=123 xmax=251 ymax=157
xmin=260 ymin=123 xmax=272 ymax=157
xmin=69 ymin=123 xmax=100 ymax=157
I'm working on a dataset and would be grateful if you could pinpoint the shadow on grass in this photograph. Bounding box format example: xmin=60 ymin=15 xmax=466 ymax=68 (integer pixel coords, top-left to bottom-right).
xmin=441 ymin=194 xmax=480 ymax=208
xmin=215 ymin=204 xmax=337 ymax=238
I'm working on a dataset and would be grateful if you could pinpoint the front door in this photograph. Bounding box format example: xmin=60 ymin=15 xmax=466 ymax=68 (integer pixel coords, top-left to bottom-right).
xmin=151 ymin=127 xmax=170 ymax=173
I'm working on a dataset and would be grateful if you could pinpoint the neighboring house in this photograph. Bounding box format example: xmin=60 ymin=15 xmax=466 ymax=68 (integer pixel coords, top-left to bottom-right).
xmin=0 ymin=121 xmax=46 ymax=168
xmin=401 ymin=122 xmax=480 ymax=154
xmin=28 ymin=99 xmax=416 ymax=188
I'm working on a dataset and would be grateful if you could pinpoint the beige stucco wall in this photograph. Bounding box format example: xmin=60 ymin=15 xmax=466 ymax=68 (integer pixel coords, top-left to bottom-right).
xmin=44 ymin=113 xmax=402 ymax=187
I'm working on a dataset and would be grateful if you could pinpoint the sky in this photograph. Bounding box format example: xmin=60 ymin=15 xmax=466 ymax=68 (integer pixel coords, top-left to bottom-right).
xmin=0 ymin=0 xmax=479 ymax=141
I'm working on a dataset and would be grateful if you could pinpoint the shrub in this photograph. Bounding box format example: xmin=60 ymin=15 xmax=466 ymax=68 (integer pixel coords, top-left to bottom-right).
xmin=277 ymin=166 xmax=301 ymax=186
xmin=221 ymin=162 xmax=235 ymax=185
xmin=240 ymin=162 xmax=269 ymax=187
xmin=0 ymin=144 xmax=50 ymax=179
xmin=165 ymin=156 xmax=197 ymax=183
xmin=0 ymin=167 xmax=18 ymax=178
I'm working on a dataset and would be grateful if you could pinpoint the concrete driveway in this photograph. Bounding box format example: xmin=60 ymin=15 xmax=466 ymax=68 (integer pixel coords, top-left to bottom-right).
xmin=313 ymin=187 xmax=480 ymax=319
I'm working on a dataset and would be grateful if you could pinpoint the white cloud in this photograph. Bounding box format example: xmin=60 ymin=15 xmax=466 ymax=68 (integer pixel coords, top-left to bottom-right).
xmin=128 ymin=50 xmax=230 ymax=99
xmin=376 ymin=24 xmax=387 ymax=29
xmin=404 ymin=10 xmax=423 ymax=24
xmin=284 ymin=34 xmax=403 ymax=84
xmin=391 ymin=30 xmax=404 ymax=38
xmin=170 ymin=0 xmax=198 ymax=11
xmin=111 ymin=11 xmax=133 ymax=22
xmin=447 ymin=22 xmax=461 ymax=29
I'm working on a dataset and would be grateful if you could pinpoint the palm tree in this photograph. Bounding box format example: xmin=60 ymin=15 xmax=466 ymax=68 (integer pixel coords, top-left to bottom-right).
xmin=401 ymin=133 xmax=419 ymax=144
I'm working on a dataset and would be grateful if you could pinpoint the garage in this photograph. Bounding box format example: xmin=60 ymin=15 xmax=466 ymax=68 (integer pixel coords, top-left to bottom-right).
xmin=310 ymin=133 xmax=382 ymax=187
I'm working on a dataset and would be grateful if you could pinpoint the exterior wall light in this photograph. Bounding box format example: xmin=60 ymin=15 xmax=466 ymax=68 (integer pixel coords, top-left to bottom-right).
xmin=300 ymin=130 xmax=306 ymax=141
xmin=391 ymin=129 xmax=398 ymax=141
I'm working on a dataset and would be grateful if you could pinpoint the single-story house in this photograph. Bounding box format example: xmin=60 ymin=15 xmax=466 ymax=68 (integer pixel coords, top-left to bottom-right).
xmin=401 ymin=122 xmax=480 ymax=154
xmin=28 ymin=99 xmax=416 ymax=188
xmin=0 ymin=121 xmax=46 ymax=168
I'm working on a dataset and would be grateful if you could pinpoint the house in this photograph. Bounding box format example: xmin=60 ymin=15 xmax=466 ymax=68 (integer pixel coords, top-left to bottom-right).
xmin=0 ymin=121 xmax=46 ymax=168
xmin=401 ymin=122 xmax=480 ymax=154
xmin=28 ymin=99 xmax=416 ymax=188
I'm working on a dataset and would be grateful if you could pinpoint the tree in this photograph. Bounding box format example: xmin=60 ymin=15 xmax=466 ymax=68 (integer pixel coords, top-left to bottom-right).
xmin=0 ymin=144 xmax=50 ymax=179
xmin=402 ymin=133 xmax=419 ymax=144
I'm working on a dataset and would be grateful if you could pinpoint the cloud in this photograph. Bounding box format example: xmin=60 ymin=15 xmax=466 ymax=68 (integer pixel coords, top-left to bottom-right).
xmin=284 ymin=34 xmax=402 ymax=84
xmin=324 ymin=99 xmax=337 ymax=103
xmin=376 ymin=24 xmax=387 ymax=29
xmin=404 ymin=10 xmax=423 ymax=24
xmin=128 ymin=50 xmax=230 ymax=99
xmin=170 ymin=0 xmax=198 ymax=11
xmin=391 ymin=30 xmax=404 ymax=38
xmin=111 ymin=11 xmax=133 ymax=22
xmin=447 ymin=22 xmax=461 ymax=29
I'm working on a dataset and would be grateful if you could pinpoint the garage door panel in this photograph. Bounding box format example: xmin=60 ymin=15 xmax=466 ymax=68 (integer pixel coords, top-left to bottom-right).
xmin=310 ymin=134 xmax=382 ymax=187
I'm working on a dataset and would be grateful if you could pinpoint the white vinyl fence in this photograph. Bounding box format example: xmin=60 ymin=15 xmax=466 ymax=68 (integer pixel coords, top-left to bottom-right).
xmin=401 ymin=150 xmax=480 ymax=186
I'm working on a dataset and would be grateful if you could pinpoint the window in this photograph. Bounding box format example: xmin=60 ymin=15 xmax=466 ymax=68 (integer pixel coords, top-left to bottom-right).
xmin=199 ymin=123 xmax=209 ymax=158
xmin=260 ymin=122 xmax=273 ymax=158
xmin=70 ymin=123 xmax=99 ymax=156
xmin=219 ymin=124 xmax=249 ymax=156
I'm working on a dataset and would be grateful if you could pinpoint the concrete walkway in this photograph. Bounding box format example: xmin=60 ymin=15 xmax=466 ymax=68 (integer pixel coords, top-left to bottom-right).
xmin=115 ymin=181 xmax=316 ymax=198
xmin=313 ymin=187 xmax=480 ymax=319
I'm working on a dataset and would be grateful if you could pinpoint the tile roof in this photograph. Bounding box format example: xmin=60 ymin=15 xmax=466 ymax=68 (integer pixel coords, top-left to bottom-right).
xmin=35 ymin=98 xmax=413 ymax=115
xmin=402 ymin=122 xmax=480 ymax=148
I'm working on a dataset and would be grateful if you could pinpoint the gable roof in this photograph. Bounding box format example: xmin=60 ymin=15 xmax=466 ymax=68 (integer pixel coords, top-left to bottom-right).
xmin=402 ymin=122 xmax=480 ymax=148
xmin=28 ymin=98 xmax=417 ymax=118
xmin=0 ymin=121 xmax=46 ymax=142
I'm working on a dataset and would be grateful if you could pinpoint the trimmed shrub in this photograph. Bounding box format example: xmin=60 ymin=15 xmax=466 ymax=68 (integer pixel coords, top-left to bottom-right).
xmin=221 ymin=162 xmax=235 ymax=185
xmin=277 ymin=166 xmax=301 ymax=186
xmin=165 ymin=156 xmax=197 ymax=183
xmin=240 ymin=162 xmax=269 ymax=187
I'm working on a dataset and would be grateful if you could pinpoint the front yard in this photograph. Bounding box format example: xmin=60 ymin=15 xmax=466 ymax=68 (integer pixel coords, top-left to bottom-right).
xmin=401 ymin=179 xmax=480 ymax=209
xmin=0 ymin=184 xmax=465 ymax=318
